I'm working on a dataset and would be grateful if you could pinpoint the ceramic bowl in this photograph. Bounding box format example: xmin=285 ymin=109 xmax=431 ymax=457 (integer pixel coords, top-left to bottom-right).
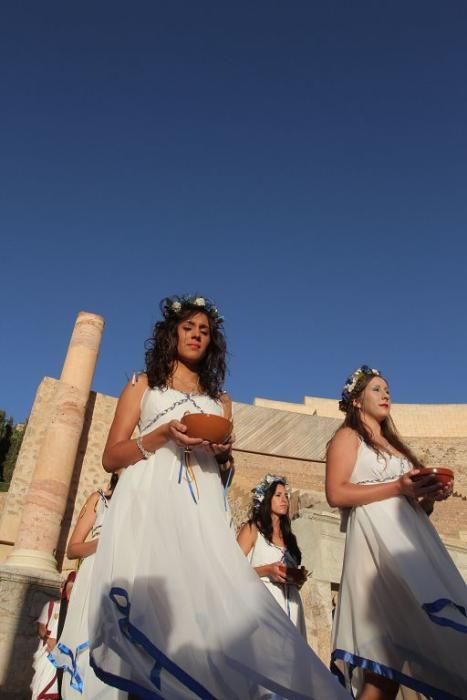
xmin=181 ymin=413 xmax=232 ymax=444
xmin=286 ymin=566 xmax=307 ymax=585
xmin=412 ymin=466 xmax=454 ymax=487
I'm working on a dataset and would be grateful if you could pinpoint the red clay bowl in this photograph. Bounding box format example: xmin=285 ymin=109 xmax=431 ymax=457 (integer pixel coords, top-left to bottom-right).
xmin=181 ymin=413 xmax=233 ymax=444
xmin=412 ymin=467 xmax=454 ymax=488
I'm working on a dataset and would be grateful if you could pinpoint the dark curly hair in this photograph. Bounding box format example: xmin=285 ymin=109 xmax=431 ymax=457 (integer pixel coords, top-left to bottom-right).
xmin=144 ymin=296 xmax=227 ymax=399
xmin=249 ymin=480 xmax=302 ymax=566
xmin=339 ymin=372 xmax=423 ymax=467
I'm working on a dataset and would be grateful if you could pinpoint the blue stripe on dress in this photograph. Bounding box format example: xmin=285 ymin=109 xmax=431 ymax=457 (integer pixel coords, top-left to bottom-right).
xmin=91 ymin=587 xmax=217 ymax=699
xmin=331 ymin=649 xmax=464 ymax=700
xmin=422 ymin=598 xmax=467 ymax=633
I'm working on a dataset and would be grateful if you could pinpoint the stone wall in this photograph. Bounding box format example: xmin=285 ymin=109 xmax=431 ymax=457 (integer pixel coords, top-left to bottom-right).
xmin=57 ymin=391 xmax=118 ymax=570
xmin=0 ymin=567 xmax=60 ymax=698
xmin=0 ymin=381 xmax=119 ymax=568
xmin=0 ymin=379 xmax=59 ymax=562
xmin=256 ymin=395 xmax=467 ymax=438
xmin=0 ymin=495 xmax=7 ymax=522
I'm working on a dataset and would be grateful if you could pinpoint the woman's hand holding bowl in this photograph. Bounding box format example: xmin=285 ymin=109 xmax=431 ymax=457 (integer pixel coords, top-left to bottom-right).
xmin=399 ymin=469 xmax=442 ymax=500
xmin=203 ymin=433 xmax=235 ymax=461
xmin=431 ymin=479 xmax=454 ymax=501
xmin=166 ymin=420 xmax=208 ymax=449
xmin=267 ymin=562 xmax=288 ymax=584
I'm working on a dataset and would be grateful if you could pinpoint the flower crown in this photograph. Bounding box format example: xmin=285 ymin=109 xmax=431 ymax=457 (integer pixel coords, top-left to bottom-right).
xmin=161 ymin=295 xmax=224 ymax=325
xmin=339 ymin=364 xmax=381 ymax=413
xmin=251 ymin=473 xmax=288 ymax=509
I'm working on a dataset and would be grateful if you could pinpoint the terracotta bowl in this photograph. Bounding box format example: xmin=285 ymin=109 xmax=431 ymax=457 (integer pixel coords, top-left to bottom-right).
xmin=412 ymin=466 xmax=454 ymax=488
xmin=286 ymin=566 xmax=307 ymax=585
xmin=181 ymin=413 xmax=232 ymax=444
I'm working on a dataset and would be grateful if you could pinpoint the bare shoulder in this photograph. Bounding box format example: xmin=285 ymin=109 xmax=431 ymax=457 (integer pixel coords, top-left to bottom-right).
xmin=116 ymin=373 xmax=149 ymax=408
xmin=123 ymin=372 xmax=148 ymax=395
xmin=237 ymin=521 xmax=257 ymax=539
xmin=237 ymin=521 xmax=258 ymax=554
xmin=328 ymin=426 xmax=359 ymax=450
xmin=78 ymin=491 xmax=100 ymax=520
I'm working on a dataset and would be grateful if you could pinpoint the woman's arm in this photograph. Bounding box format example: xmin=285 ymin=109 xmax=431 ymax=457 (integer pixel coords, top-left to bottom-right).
xmin=326 ymin=428 xmax=442 ymax=508
xmin=37 ymin=622 xmax=48 ymax=642
xmin=237 ymin=523 xmax=287 ymax=583
xmin=237 ymin=522 xmax=256 ymax=556
xmin=67 ymin=492 xmax=101 ymax=559
xmin=102 ymin=376 xmax=205 ymax=471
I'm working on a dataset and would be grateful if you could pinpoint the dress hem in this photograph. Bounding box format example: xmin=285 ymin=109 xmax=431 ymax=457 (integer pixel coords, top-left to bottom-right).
xmin=331 ymin=648 xmax=463 ymax=700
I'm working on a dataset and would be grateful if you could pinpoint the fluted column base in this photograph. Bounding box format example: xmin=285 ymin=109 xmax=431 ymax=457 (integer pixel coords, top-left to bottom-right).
xmin=3 ymin=548 xmax=57 ymax=572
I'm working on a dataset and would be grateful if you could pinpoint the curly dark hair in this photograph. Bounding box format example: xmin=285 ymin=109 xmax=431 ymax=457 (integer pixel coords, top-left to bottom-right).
xmin=144 ymin=296 xmax=227 ymax=399
xmin=249 ymin=480 xmax=302 ymax=565
xmin=339 ymin=372 xmax=423 ymax=467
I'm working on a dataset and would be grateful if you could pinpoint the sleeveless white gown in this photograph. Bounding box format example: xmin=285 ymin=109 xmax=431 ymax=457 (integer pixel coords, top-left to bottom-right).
xmin=331 ymin=440 xmax=467 ymax=700
xmin=50 ymin=490 xmax=125 ymax=698
xmin=31 ymin=600 xmax=60 ymax=699
xmin=248 ymin=530 xmax=307 ymax=638
xmin=88 ymin=387 xmax=349 ymax=700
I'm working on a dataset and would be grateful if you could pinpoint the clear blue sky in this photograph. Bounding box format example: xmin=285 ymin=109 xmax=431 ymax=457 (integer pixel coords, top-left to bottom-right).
xmin=1 ymin=1 xmax=466 ymax=423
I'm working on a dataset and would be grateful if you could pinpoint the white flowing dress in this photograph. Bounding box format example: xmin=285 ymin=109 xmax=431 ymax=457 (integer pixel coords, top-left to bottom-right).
xmin=89 ymin=387 xmax=349 ymax=700
xmin=331 ymin=440 xmax=467 ymax=700
xmin=31 ymin=600 xmax=60 ymax=699
xmin=248 ymin=530 xmax=307 ymax=639
xmin=50 ymin=490 xmax=124 ymax=699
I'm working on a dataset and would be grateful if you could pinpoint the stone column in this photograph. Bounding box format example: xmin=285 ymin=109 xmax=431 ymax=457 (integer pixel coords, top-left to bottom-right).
xmin=4 ymin=311 xmax=104 ymax=572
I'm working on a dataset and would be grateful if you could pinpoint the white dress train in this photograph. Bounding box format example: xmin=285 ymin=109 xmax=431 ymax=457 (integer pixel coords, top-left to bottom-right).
xmin=248 ymin=530 xmax=307 ymax=639
xmin=88 ymin=387 xmax=349 ymax=700
xmin=331 ymin=440 xmax=467 ymax=700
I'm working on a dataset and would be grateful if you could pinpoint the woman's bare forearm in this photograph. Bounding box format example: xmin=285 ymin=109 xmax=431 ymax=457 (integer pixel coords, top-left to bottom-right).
xmin=103 ymin=424 xmax=169 ymax=471
xmin=67 ymin=540 xmax=98 ymax=559
xmin=326 ymin=479 xmax=402 ymax=508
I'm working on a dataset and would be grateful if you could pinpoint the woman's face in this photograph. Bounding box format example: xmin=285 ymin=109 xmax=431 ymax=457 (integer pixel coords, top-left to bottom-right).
xmin=176 ymin=312 xmax=211 ymax=365
xmin=270 ymin=483 xmax=289 ymax=517
xmin=356 ymin=376 xmax=391 ymax=423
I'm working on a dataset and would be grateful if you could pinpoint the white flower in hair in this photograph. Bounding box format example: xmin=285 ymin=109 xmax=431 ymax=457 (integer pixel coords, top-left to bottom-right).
xmin=193 ymin=297 xmax=206 ymax=306
xmin=171 ymin=301 xmax=182 ymax=312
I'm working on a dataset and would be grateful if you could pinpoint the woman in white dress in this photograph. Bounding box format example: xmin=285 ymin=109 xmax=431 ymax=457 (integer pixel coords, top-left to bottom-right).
xmin=88 ymin=294 xmax=349 ymax=700
xmin=237 ymin=474 xmax=307 ymax=638
xmin=326 ymin=365 xmax=467 ymax=700
xmin=32 ymin=598 xmax=60 ymax=700
xmin=50 ymin=476 xmax=124 ymax=699
xmin=32 ymin=573 xmax=75 ymax=700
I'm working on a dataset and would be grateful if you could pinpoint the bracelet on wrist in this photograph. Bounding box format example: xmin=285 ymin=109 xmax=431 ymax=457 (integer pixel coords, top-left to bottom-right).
xmin=135 ymin=436 xmax=154 ymax=460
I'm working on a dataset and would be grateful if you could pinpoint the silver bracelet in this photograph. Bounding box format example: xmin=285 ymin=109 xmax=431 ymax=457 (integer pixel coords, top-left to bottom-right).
xmin=135 ymin=436 xmax=154 ymax=460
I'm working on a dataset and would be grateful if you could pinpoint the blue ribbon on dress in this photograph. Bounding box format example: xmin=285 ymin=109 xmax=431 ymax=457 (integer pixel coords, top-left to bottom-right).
xmin=223 ymin=465 xmax=233 ymax=511
xmin=108 ymin=587 xmax=216 ymax=699
xmin=422 ymin=598 xmax=467 ymax=633
xmin=331 ymin=648 xmax=463 ymax=700
xmin=48 ymin=640 xmax=89 ymax=693
xmin=178 ymin=451 xmax=198 ymax=504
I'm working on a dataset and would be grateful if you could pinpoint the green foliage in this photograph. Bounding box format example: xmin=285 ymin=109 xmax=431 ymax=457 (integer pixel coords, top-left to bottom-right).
xmin=0 ymin=410 xmax=26 ymax=485
xmin=0 ymin=411 xmax=13 ymax=482
xmin=3 ymin=423 xmax=26 ymax=484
